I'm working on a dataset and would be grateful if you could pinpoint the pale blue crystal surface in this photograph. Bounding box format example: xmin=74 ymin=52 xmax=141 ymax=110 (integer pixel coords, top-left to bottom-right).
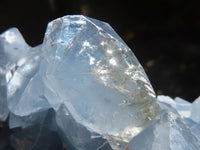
xmin=41 ymin=15 xmax=160 ymax=149
xmin=0 ymin=28 xmax=51 ymax=117
xmin=128 ymin=110 xmax=200 ymax=150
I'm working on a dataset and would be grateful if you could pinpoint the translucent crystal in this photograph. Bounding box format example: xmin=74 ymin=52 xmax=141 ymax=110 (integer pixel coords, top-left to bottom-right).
xmin=128 ymin=110 xmax=200 ymax=150
xmin=56 ymin=104 xmax=112 ymax=150
xmin=174 ymin=97 xmax=191 ymax=118
xmin=191 ymin=96 xmax=200 ymax=123
xmin=129 ymin=95 xmax=200 ymax=150
xmin=157 ymin=95 xmax=176 ymax=109
xmin=0 ymin=28 xmax=50 ymax=117
xmin=157 ymin=95 xmax=192 ymax=119
xmin=42 ymin=15 xmax=160 ymax=149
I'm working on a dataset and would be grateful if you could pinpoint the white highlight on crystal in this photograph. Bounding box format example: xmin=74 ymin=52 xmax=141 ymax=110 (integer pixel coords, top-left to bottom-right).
xmin=109 ymin=58 xmax=117 ymax=66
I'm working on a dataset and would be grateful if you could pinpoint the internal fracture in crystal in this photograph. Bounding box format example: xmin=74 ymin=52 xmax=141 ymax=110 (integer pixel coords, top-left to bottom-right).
xmin=41 ymin=15 xmax=161 ymax=149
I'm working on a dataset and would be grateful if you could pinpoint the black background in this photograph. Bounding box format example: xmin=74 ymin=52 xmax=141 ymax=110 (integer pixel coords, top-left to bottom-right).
xmin=0 ymin=0 xmax=199 ymax=101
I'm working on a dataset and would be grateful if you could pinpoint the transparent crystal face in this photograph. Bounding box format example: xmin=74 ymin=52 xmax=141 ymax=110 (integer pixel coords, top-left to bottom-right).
xmin=42 ymin=15 xmax=161 ymax=146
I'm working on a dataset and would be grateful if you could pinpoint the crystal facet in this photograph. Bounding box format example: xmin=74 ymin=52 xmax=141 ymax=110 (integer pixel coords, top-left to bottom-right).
xmin=191 ymin=97 xmax=200 ymax=122
xmin=128 ymin=110 xmax=200 ymax=150
xmin=0 ymin=28 xmax=51 ymax=117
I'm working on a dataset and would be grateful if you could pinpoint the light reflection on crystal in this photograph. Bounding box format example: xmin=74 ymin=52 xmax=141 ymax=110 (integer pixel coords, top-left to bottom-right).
xmin=109 ymin=58 xmax=117 ymax=66
xmin=41 ymin=15 xmax=161 ymax=149
xmin=107 ymin=49 xmax=113 ymax=54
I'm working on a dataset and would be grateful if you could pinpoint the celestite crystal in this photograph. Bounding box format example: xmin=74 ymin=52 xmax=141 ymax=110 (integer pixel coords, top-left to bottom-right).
xmin=128 ymin=98 xmax=200 ymax=150
xmin=129 ymin=111 xmax=200 ymax=150
xmin=41 ymin=15 xmax=161 ymax=149
xmin=0 ymin=15 xmax=200 ymax=150
xmin=0 ymin=28 xmax=51 ymax=117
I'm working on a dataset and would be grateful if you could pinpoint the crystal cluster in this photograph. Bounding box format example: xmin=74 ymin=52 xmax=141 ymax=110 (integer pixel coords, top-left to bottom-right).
xmin=0 ymin=15 xmax=199 ymax=150
xmin=129 ymin=96 xmax=200 ymax=150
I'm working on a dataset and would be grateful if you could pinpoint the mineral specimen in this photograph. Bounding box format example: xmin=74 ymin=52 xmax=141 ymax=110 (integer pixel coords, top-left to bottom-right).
xmin=41 ymin=15 xmax=160 ymax=149
xmin=0 ymin=28 xmax=51 ymax=117
xmin=0 ymin=15 xmax=199 ymax=150
xmin=129 ymin=99 xmax=200 ymax=150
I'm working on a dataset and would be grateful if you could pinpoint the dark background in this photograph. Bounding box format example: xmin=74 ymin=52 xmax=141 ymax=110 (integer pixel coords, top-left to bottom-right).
xmin=0 ymin=0 xmax=199 ymax=102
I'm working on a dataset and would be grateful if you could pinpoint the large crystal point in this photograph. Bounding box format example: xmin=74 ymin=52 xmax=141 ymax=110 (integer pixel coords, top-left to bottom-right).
xmin=42 ymin=15 xmax=161 ymax=149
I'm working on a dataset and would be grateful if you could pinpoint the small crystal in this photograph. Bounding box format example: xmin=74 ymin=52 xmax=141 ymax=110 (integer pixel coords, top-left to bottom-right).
xmin=157 ymin=95 xmax=176 ymax=108
xmin=0 ymin=28 xmax=50 ymax=117
xmin=157 ymin=95 xmax=192 ymax=119
xmin=174 ymin=97 xmax=191 ymax=118
xmin=190 ymin=96 xmax=200 ymax=123
xmin=128 ymin=110 xmax=200 ymax=150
